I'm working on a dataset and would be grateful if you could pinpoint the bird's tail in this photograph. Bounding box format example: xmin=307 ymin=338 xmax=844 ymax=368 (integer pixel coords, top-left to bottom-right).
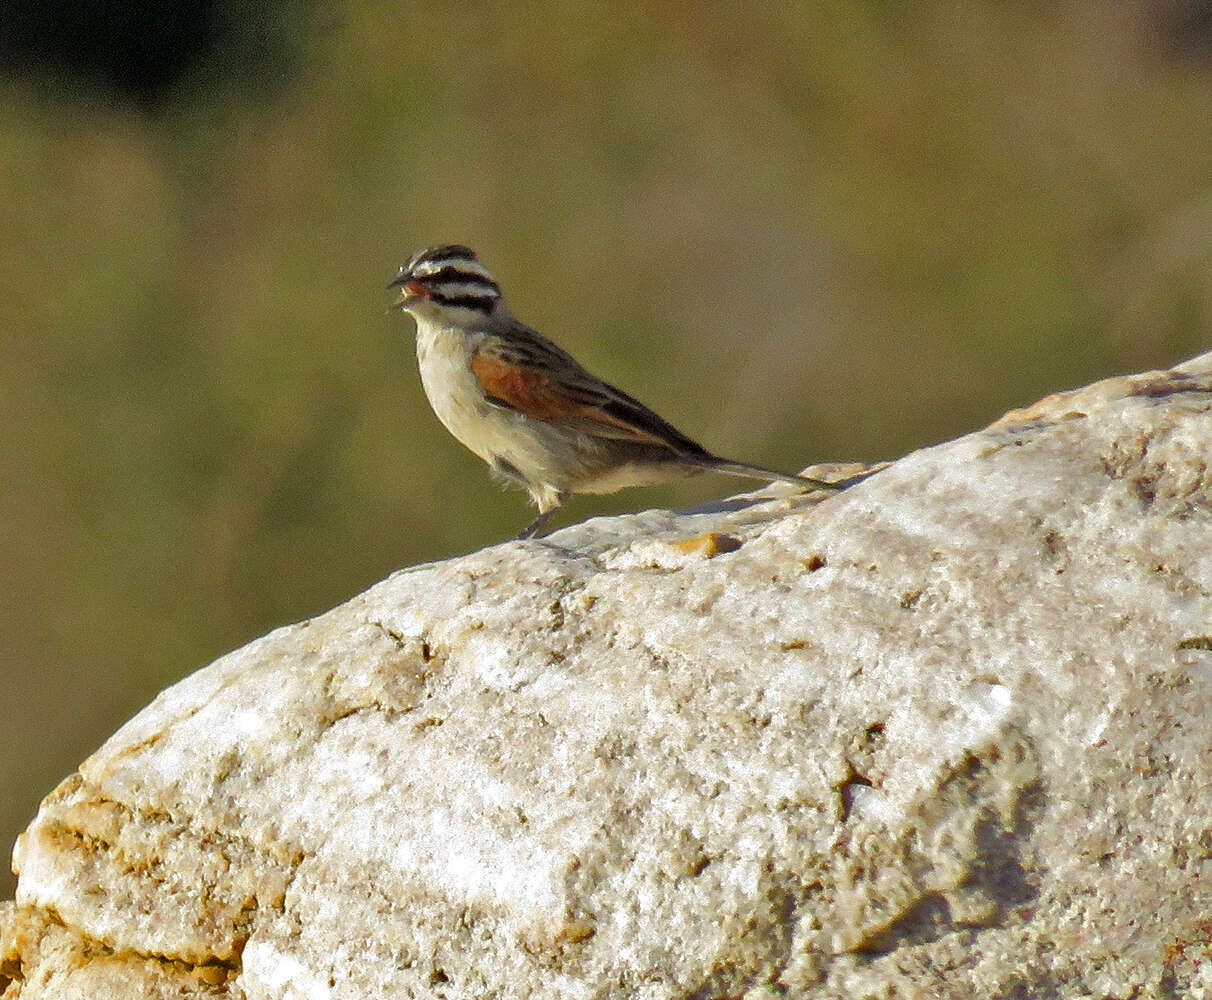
xmin=688 ymin=455 xmax=877 ymax=492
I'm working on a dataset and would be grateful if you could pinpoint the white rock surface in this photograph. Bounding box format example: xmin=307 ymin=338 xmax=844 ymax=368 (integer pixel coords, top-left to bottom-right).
xmin=4 ymin=354 xmax=1212 ymax=1000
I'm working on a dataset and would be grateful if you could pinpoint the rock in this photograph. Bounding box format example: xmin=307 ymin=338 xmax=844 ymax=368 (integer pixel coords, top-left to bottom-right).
xmin=4 ymin=354 xmax=1212 ymax=1000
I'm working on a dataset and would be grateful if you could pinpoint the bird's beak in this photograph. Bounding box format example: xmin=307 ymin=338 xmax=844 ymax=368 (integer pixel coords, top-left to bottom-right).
xmin=386 ymin=273 xmax=421 ymax=311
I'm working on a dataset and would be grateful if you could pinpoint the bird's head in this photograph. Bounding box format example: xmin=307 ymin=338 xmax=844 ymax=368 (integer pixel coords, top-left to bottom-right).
xmin=388 ymin=244 xmax=505 ymax=323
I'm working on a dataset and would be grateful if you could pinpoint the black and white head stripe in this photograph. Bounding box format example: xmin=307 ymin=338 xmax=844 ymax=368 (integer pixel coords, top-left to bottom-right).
xmin=392 ymin=244 xmax=502 ymax=312
xmin=403 ymin=243 xmax=478 ymax=269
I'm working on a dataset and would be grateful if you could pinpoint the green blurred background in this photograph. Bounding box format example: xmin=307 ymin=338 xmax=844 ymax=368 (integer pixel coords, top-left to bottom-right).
xmin=2 ymin=0 xmax=1211 ymax=898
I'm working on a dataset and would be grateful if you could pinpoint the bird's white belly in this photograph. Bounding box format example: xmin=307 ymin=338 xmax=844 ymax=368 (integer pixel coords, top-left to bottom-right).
xmin=415 ymin=326 xmax=579 ymax=497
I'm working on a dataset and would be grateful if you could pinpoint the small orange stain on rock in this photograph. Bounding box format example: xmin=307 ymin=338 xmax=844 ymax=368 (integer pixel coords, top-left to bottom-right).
xmin=192 ymin=963 xmax=233 ymax=985
xmin=556 ymin=920 xmax=596 ymax=944
xmin=673 ymin=532 xmax=742 ymax=558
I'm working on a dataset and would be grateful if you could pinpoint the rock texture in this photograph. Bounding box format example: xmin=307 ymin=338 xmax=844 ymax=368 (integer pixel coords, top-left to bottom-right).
xmin=4 ymin=354 xmax=1212 ymax=1000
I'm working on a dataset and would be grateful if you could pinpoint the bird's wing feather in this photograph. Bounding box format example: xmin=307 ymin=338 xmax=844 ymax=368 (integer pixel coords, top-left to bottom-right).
xmin=470 ymin=327 xmax=709 ymax=456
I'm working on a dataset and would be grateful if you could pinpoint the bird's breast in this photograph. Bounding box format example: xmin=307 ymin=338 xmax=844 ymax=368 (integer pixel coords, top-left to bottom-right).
xmin=414 ymin=325 xmax=497 ymax=457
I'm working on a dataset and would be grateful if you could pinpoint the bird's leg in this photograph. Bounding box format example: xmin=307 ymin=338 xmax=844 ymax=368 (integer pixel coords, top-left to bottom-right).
xmin=517 ymin=490 xmax=566 ymax=540
xmin=518 ymin=510 xmax=554 ymax=539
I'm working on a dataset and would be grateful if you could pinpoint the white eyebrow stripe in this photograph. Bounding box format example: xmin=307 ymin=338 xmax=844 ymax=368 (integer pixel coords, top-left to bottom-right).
xmin=414 ymin=259 xmax=497 ymax=282
xmin=432 ymin=281 xmax=500 ymax=298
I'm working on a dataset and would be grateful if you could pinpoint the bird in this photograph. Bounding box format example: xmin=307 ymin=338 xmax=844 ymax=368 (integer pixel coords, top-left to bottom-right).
xmin=388 ymin=244 xmax=846 ymax=539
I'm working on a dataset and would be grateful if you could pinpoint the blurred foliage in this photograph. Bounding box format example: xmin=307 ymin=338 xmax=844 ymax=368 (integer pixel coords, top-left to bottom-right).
xmin=2 ymin=0 xmax=1211 ymax=898
xmin=0 ymin=0 xmax=300 ymax=103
